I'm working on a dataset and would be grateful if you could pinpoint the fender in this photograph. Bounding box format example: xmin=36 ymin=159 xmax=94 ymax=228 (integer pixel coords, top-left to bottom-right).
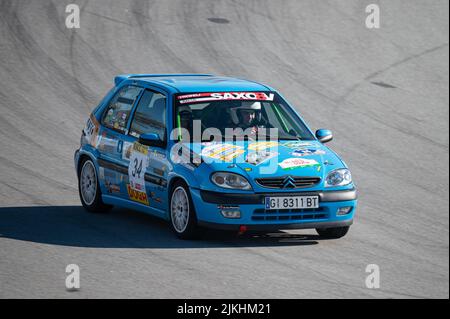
xmin=74 ymin=145 xmax=101 ymax=176
xmin=168 ymin=166 xmax=201 ymax=190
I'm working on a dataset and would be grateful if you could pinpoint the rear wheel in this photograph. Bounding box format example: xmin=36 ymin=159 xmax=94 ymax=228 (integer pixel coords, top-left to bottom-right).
xmin=316 ymin=226 xmax=350 ymax=239
xmin=169 ymin=181 xmax=202 ymax=239
xmin=78 ymin=158 xmax=112 ymax=213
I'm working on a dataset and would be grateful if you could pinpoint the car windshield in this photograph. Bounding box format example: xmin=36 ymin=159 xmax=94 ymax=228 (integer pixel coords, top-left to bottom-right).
xmin=174 ymin=92 xmax=315 ymax=142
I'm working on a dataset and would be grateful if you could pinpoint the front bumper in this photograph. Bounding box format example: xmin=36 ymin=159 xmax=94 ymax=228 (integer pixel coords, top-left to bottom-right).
xmin=190 ymin=188 xmax=357 ymax=231
xmin=199 ymin=188 xmax=357 ymax=204
xmin=198 ymin=220 xmax=353 ymax=231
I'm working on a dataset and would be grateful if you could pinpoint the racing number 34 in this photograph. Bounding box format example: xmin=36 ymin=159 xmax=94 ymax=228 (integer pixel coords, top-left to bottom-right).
xmin=132 ymin=157 xmax=143 ymax=178
xmin=128 ymin=143 xmax=148 ymax=192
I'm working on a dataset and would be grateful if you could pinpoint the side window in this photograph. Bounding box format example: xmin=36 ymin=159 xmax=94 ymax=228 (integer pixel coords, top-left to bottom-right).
xmin=101 ymin=86 xmax=143 ymax=133
xmin=129 ymin=90 xmax=166 ymax=141
xmin=263 ymin=102 xmax=309 ymax=137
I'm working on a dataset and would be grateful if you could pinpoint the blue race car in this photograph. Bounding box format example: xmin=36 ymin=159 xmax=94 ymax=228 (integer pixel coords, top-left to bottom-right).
xmin=75 ymin=74 xmax=357 ymax=239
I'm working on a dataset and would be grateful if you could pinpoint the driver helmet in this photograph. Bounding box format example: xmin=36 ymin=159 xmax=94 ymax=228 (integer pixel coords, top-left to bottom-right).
xmin=229 ymin=102 xmax=262 ymax=125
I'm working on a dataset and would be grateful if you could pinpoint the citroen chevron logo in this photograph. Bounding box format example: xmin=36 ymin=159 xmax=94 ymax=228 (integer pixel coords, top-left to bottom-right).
xmin=282 ymin=176 xmax=296 ymax=188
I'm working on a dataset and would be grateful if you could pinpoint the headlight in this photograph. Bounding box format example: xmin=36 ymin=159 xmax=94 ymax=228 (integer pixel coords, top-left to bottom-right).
xmin=211 ymin=172 xmax=252 ymax=190
xmin=325 ymin=169 xmax=352 ymax=187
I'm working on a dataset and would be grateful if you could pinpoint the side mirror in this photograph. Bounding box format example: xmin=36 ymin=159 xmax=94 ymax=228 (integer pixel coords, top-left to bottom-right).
xmin=138 ymin=133 xmax=166 ymax=148
xmin=316 ymin=129 xmax=333 ymax=144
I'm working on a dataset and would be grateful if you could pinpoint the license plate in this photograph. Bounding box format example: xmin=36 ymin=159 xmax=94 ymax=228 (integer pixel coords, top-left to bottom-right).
xmin=265 ymin=196 xmax=319 ymax=210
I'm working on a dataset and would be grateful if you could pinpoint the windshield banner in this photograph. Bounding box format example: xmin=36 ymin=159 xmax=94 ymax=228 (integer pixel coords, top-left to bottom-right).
xmin=177 ymin=92 xmax=275 ymax=104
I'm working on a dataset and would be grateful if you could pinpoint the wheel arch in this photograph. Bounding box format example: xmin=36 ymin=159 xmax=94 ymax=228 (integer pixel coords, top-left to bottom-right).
xmin=77 ymin=152 xmax=98 ymax=177
xmin=168 ymin=175 xmax=190 ymax=193
xmin=167 ymin=175 xmax=194 ymax=212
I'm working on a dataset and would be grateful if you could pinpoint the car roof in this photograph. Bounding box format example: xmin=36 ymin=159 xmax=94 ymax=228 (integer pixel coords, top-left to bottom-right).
xmin=115 ymin=74 xmax=273 ymax=93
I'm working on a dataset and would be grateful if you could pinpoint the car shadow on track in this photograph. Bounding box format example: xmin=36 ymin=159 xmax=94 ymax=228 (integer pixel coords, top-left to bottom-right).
xmin=0 ymin=206 xmax=325 ymax=248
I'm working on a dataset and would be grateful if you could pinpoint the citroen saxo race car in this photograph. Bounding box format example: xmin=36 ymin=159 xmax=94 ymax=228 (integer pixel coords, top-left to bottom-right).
xmin=75 ymin=74 xmax=357 ymax=239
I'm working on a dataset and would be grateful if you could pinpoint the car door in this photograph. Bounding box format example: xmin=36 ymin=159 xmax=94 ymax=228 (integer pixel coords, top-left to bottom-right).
xmin=124 ymin=88 xmax=169 ymax=214
xmin=97 ymin=85 xmax=144 ymax=199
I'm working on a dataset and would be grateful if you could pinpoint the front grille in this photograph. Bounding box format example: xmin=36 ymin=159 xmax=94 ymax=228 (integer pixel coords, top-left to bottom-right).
xmin=255 ymin=176 xmax=321 ymax=189
xmin=252 ymin=207 xmax=328 ymax=221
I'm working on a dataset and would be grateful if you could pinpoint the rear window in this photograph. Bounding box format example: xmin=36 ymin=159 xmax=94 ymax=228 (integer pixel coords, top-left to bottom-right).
xmin=101 ymin=86 xmax=143 ymax=133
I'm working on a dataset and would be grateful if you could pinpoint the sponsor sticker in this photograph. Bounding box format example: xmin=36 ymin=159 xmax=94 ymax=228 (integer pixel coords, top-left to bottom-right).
xmin=149 ymin=149 xmax=166 ymax=160
xmin=282 ymin=141 xmax=314 ymax=149
xmin=291 ymin=148 xmax=326 ymax=157
xmin=150 ymin=192 xmax=162 ymax=204
xmin=97 ymin=134 xmax=118 ymax=153
xmin=98 ymin=167 xmax=105 ymax=180
xmin=84 ymin=114 xmax=100 ymax=147
xmin=278 ymin=158 xmax=320 ymax=170
xmin=153 ymin=168 xmax=165 ymax=176
xmin=105 ymin=181 xmax=121 ymax=194
xmin=201 ymin=143 xmax=244 ymax=161
xmin=128 ymin=143 xmax=148 ymax=192
xmin=248 ymin=141 xmax=278 ymax=151
xmin=221 ymin=149 xmax=245 ymax=162
xmin=122 ymin=141 xmax=134 ymax=160
xmin=103 ymin=169 xmax=122 ymax=188
xmin=103 ymin=168 xmax=123 ymax=193
xmin=178 ymin=92 xmax=275 ymax=104
xmin=127 ymin=184 xmax=149 ymax=205
xmin=246 ymin=151 xmax=278 ymax=166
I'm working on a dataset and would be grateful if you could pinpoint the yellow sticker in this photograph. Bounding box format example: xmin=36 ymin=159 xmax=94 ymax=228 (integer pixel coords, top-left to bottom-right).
xmin=127 ymin=184 xmax=149 ymax=205
xmin=202 ymin=143 xmax=243 ymax=160
xmin=133 ymin=142 xmax=148 ymax=155
xmin=218 ymin=149 xmax=245 ymax=162
xmin=248 ymin=141 xmax=278 ymax=151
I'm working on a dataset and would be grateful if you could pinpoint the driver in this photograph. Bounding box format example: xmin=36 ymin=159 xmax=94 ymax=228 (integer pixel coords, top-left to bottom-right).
xmin=229 ymin=102 xmax=264 ymax=133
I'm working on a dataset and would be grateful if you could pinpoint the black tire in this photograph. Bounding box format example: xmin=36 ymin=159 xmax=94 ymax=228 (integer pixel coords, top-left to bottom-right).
xmin=316 ymin=226 xmax=350 ymax=239
xmin=169 ymin=180 xmax=202 ymax=239
xmin=78 ymin=158 xmax=112 ymax=213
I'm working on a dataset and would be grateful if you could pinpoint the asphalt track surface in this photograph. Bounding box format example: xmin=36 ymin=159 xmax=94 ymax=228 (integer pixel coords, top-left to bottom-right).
xmin=0 ymin=0 xmax=448 ymax=298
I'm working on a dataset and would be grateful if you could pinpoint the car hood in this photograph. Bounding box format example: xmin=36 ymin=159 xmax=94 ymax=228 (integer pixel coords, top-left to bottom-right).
xmin=183 ymin=140 xmax=345 ymax=182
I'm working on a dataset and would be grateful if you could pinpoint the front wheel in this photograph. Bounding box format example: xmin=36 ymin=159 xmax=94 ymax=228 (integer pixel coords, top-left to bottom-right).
xmin=316 ymin=226 xmax=350 ymax=239
xmin=169 ymin=181 xmax=202 ymax=239
xmin=78 ymin=158 xmax=112 ymax=213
